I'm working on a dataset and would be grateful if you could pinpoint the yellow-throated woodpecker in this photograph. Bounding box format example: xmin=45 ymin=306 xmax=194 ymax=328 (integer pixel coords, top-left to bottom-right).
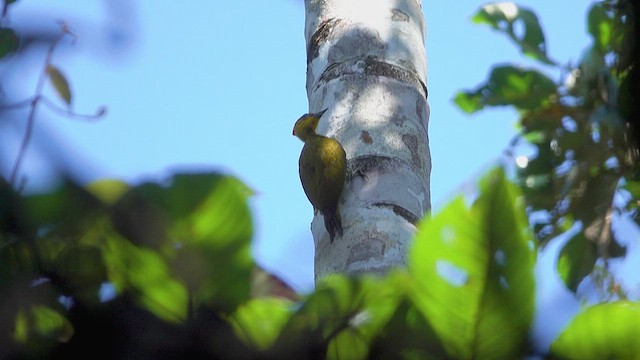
xmin=293 ymin=109 xmax=347 ymax=243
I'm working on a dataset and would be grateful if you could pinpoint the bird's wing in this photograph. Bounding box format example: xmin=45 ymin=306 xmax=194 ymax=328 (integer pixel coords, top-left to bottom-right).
xmin=299 ymin=142 xmax=326 ymax=208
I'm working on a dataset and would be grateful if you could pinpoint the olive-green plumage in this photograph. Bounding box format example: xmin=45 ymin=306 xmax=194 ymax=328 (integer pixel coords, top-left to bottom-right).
xmin=293 ymin=109 xmax=347 ymax=242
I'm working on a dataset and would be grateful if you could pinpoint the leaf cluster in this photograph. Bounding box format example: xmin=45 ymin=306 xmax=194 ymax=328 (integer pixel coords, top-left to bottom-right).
xmin=2 ymin=168 xmax=638 ymax=358
xmin=454 ymin=1 xmax=639 ymax=296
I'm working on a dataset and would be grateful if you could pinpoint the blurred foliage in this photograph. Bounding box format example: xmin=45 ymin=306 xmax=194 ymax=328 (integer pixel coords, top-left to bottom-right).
xmin=410 ymin=167 xmax=535 ymax=359
xmin=549 ymin=301 xmax=640 ymax=359
xmin=2 ymin=0 xmax=640 ymax=359
xmin=1 ymin=166 xmax=544 ymax=359
xmin=455 ymin=0 xmax=640 ymax=296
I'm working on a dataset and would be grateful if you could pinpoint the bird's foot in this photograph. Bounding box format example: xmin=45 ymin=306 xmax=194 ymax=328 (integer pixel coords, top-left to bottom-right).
xmin=347 ymin=163 xmax=368 ymax=183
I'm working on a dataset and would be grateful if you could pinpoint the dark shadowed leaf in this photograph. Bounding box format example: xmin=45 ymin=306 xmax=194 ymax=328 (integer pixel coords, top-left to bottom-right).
xmin=24 ymin=181 xmax=106 ymax=239
xmin=56 ymin=244 xmax=107 ymax=297
xmin=550 ymin=302 xmax=640 ymax=359
xmin=0 ymin=28 xmax=19 ymax=60
xmin=410 ymin=167 xmax=535 ymax=359
xmin=557 ymin=232 xmax=598 ymax=292
xmin=369 ymin=299 xmax=446 ymax=360
xmin=268 ymin=275 xmax=405 ymax=359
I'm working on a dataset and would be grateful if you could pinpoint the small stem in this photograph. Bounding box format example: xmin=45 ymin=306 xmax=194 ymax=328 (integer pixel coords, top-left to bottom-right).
xmin=41 ymin=96 xmax=106 ymax=121
xmin=9 ymin=26 xmax=68 ymax=187
xmin=2 ymin=0 xmax=8 ymax=18
xmin=0 ymin=97 xmax=37 ymax=110
xmin=9 ymin=96 xmax=40 ymax=185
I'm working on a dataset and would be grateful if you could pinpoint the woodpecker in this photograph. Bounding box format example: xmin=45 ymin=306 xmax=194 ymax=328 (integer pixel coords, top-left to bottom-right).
xmin=293 ymin=109 xmax=347 ymax=242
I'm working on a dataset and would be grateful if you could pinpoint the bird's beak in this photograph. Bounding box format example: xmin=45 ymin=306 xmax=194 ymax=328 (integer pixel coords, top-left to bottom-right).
xmin=317 ymin=108 xmax=328 ymax=117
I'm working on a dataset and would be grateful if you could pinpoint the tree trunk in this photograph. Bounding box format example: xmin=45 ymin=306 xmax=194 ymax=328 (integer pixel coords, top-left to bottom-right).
xmin=303 ymin=0 xmax=430 ymax=282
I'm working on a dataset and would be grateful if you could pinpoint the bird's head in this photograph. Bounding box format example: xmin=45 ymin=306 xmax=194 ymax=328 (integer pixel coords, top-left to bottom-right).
xmin=293 ymin=109 xmax=327 ymax=141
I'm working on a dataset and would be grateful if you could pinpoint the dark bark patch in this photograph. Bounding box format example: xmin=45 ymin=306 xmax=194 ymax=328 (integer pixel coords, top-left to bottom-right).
xmin=307 ymin=18 xmax=341 ymax=64
xmin=360 ymin=130 xmax=373 ymax=144
xmin=319 ymin=57 xmax=427 ymax=99
xmin=348 ymin=238 xmax=385 ymax=263
xmin=391 ymin=9 xmax=409 ymax=22
xmin=372 ymin=202 xmax=419 ymax=225
xmin=402 ymin=134 xmax=420 ymax=169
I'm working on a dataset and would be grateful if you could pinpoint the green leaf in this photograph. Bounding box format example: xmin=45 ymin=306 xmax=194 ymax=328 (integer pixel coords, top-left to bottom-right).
xmin=56 ymin=244 xmax=108 ymax=298
xmin=46 ymin=64 xmax=72 ymax=105
xmin=86 ymin=179 xmax=129 ymax=205
xmin=112 ymin=173 xmax=254 ymax=311
xmin=369 ymin=299 xmax=447 ymax=360
xmin=24 ymin=181 xmax=106 ymax=239
xmin=409 ymin=167 xmax=535 ymax=359
xmin=550 ymin=302 xmax=640 ymax=359
xmin=229 ymin=298 xmax=292 ymax=350
xmin=269 ymin=275 xmax=405 ymax=359
xmin=453 ymin=91 xmax=483 ymax=113
xmin=557 ymin=232 xmax=598 ymax=293
xmin=102 ymin=234 xmax=189 ymax=323
xmin=0 ymin=28 xmax=19 ymax=60
xmin=14 ymin=306 xmax=74 ymax=345
xmin=454 ymin=65 xmax=557 ymax=113
xmin=472 ymin=3 xmax=554 ymax=65
xmin=587 ymin=3 xmax=612 ymax=54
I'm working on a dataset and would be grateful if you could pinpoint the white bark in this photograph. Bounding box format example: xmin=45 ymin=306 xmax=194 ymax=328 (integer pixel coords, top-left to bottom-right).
xmin=303 ymin=0 xmax=430 ymax=282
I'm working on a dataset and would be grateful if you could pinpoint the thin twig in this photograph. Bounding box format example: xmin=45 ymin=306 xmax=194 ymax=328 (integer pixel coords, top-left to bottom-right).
xmin=41 ymin=96 xmax=106 ymax=121
xmin=0 ymin=97 xmax=37 ymax=110
xmin=9 ymin=25 xmax=69 ymax=187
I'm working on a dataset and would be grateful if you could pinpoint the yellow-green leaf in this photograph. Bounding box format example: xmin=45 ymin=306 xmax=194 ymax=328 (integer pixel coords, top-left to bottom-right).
xmin=550 ymin=302 xmax=640 ymax=359
xmin=229 ymin=298 xmax=292 ymax=350
xmin=46 ymin=64 xmax=72 ymax=105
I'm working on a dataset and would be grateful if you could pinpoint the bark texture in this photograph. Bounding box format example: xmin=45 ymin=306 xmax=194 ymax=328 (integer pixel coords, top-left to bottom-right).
xmin=304 ymin=0 xmax=430 ymax=282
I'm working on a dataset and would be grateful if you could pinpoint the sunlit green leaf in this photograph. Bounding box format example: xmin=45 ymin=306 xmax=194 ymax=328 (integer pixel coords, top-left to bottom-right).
xmin=229 ymin=298 xmax=292 ymax=350
xmin=455 ymin=65 xmax=557 ymax=113
xmin=453 ymin=91 xmax=483 ymax=113
xmin=269 ymin=275 xmax=405 ymax=359
xmin=0 ymin=28 xmax=19 ymax=60
xmin=13 ymin=309 xmax=28 ymax=343
xmin=472 ymin=3 xmax=554 ymax=65
xmin=111 ymin=172 xmax=254 ymax=311
xmin=103 ymin=235 xmax=188 ymax=323
xmin=328 ymin=328 xmax=368 ymax=360
xmin=86 ymin=179 xmax=129 ymax=205
xmin=522 ymin=130 xmax=546 ymax=144
xmin=46 ymin=64 xmax=72 ymax=105
xmin=587 ymin=3 xmax=612 ymax=54
xmin=410 ymin=167 xmax=535 ymax=359
xmin=31 ymin=305 xmax=74 ymax=342
xmin=14 ymin=306 xmax=74 ymax=344
xmin=550 ymin=302 xmax=640 ymax=359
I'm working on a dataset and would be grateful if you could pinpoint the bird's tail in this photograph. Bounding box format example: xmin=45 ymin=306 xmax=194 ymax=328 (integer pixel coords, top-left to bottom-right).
xmin=323 ymin=206 xmax=343 ymax=243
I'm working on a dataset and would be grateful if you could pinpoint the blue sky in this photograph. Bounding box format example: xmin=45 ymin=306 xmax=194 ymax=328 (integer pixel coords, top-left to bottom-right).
xmin=1 ymin=0 xmax=595 ymax=295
